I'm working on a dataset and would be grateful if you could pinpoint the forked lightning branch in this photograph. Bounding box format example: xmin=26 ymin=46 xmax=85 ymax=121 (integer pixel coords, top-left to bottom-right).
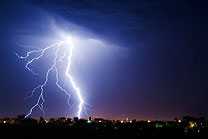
xmin=16 ymin=36 xmax=84 ymax=118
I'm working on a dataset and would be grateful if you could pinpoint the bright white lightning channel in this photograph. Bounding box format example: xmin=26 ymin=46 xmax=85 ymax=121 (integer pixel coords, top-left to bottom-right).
xmin=16 ymin=37 xmax=84 ymax=118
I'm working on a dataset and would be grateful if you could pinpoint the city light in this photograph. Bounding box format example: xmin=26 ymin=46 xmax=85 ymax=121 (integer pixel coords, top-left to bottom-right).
xmin=45 ymin=120 xmax=49 ymax=123
xmin=189 ymin=121 xmax=196 ymax=128
xmin=0 ymin=116 xmax=205 ymax=137
xmin=87 ymin=120 xmax=92 ymax=124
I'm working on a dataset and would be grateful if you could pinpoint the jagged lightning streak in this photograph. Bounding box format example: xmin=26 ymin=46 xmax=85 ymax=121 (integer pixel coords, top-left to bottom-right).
xmin=17 ymin=38 xmax=85 ymax=118
xmin=65 ymin=37 xmax=84 ymax=118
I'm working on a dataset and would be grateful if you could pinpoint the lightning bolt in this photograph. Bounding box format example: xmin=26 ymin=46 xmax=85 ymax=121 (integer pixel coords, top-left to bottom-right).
xmin=65 ymin=38 xmax=84 ymax=118
xmin=17 ymin=38 xmax=85 ymax=119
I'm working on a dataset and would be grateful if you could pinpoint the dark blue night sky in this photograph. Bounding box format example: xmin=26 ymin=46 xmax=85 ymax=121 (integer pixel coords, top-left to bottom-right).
xmin=0 ymin=0 xmax=208 ymax=120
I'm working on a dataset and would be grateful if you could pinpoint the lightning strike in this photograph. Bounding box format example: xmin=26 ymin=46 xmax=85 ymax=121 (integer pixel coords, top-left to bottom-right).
xmin=17 ymin=37 xmax=85 ymax=119
xmin=65 ymin=37 xmax=84 ymax=118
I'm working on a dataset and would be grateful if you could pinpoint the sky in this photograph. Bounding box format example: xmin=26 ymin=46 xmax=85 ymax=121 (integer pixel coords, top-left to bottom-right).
xmin=0 ymin=0 xmax=208 ymax=120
